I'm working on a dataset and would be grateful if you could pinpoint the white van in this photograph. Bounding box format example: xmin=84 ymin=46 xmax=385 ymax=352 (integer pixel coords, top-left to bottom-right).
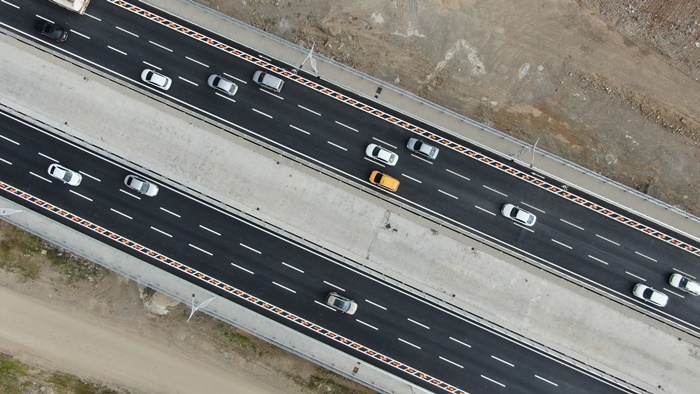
xmin=253 ymin=71 xmax=284 ymax=92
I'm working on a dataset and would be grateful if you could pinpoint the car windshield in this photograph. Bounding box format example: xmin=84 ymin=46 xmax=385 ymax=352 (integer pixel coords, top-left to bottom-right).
xmin=332 ymin=298 xmax=349 ymax=310
xmin=642 ymin=288 xmax=653 ymax=299
xmin=509 ymin=207 xmax=520 ymax=218
xmin=59 ymin=172 xmax=72 ymax=182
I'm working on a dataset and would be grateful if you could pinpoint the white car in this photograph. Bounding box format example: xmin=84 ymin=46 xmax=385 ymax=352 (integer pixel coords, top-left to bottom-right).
xmin=326 ymin=292 xmax=358 ymax=315
xmin=252 ymin=70 xmax=284 ymax=92
xmin=47 ymin=163 xmax=82 ymax=186
xmin=124 ymin=174 xmax=159 ymax=197
xmin=141 ymin=69 xmax=172 ymax=91
xmin=632 ymin=283 xmax=668 ymax=307
xmin=207 ymin=74 xmax=238 ymax=96
xmin=501 ymin=203 xmax=536 ymax=226
xmin=406 ymin=138 xmax=439 ymax=160
xmin=669 ymin=273 xmax=700 ymax=296
xmin=365 ymin=143 xmax=398 ymax=166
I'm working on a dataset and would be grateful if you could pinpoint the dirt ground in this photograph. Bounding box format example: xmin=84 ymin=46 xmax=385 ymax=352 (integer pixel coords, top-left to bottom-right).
xmin=2 ymin=0 xmax=700 ymax=393
xmin=200 ymin=0 xmax=700 ymax=215
xmin=0 ymin=221 xmax=372 ymax=394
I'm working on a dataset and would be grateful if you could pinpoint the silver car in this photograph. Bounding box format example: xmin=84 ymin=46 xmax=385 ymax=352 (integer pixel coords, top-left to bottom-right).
xmin=669 ymin=273 xmax=700 ymax=296
xmin=124 ymin=174 xmax=159 ymax=197
xmin=501 ymin=203 xmax=536 ymax=226
xmin=632 ymin=283 xmax=668 ymax=307
xmin=141 ymin=69 xmax=172 ymax=91
xmin=207 ymin=74 xmax=238 ymax=96
xmin=325 ymin=292 xmax=358 ymax=315
xmin=48 ymin=163 xmax=82 ymax=186
xmin=406 ymin=138 xmax=439 ymax=160
xmin=365 ymin=143 xmax=399 ymax=166
xmin=252 ymin=71 xmax=284 ymax=92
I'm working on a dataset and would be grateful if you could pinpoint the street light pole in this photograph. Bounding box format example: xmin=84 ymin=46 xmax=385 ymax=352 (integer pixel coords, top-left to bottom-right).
xmin=530 ymin=137 xmax=540 ymax=168
xmin=188 ymin=294 xmax=216 ymax=322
